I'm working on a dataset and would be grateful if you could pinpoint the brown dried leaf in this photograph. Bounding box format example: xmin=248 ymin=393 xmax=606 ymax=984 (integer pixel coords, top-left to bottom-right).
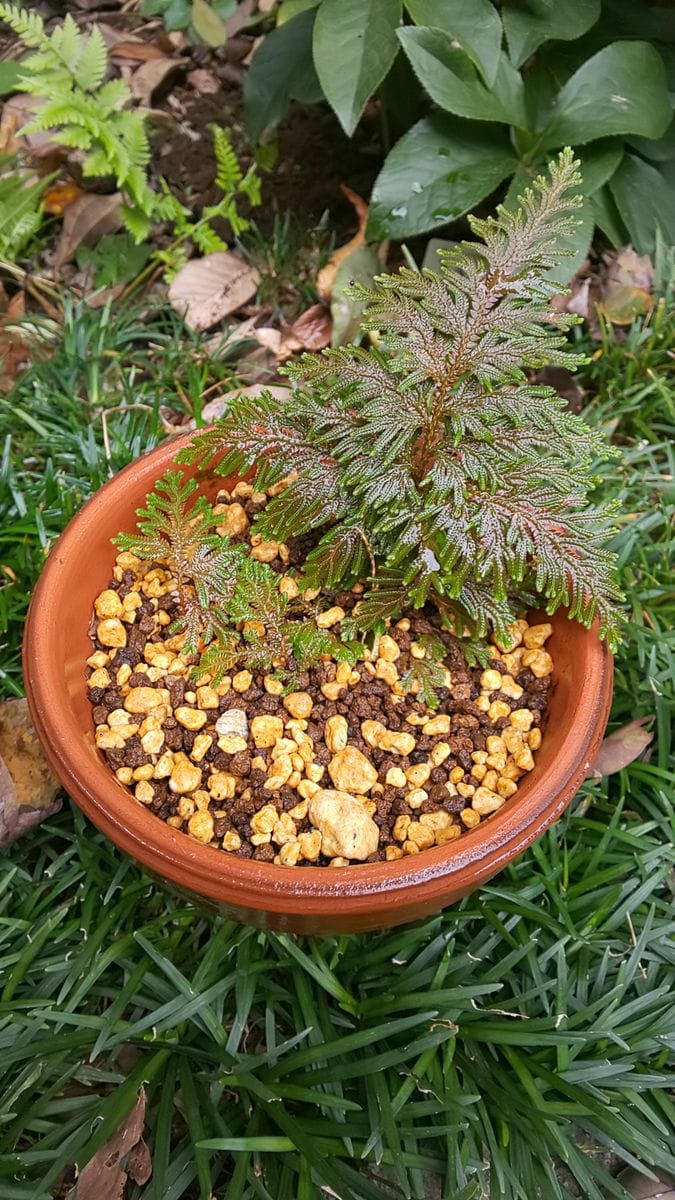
xmin=0 ymin=698 xmax=62 ymax=846
xmin=111 ymin=41 xmax=169 ymax=63
xmin=289 ymin=303 xmax=332 ymax=351
xmin=0 ymin=326 xmax=31 ymax=392
xmin=71 ymin=1088 xmax=150 ymax=1200
xmin=131 ymin=58 xmax=186 ymax=106
xmin=187 ymin=68 xmax=221 ymax=95
xmin=168 ymin=251 xmax=260 ymax=332
xmin=43 ymin=181 xmax=84 ymax=215
xmin=53 ymin=193 xmax=124 ymax=271
xmin=598 ymin=246 xmax=654 ymax=325
xmin=587 ymin=717 xmax=654 ymax=780
xmin=616 ymin=1167 xmax=675 ymax=1200
xmin=0 ymin=95 xmax=65 ymax=161
xmin=317 ymin=185 xmax=369 ymax=302
xmin=192 ymin=383 xmax=290 ymax=426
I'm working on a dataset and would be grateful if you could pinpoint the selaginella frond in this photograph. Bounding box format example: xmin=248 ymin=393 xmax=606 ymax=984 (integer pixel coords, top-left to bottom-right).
xmin=116 ymin=471 xmax=356 ymax=683
xmin=182 ymin=149 xmax=623 ymax=650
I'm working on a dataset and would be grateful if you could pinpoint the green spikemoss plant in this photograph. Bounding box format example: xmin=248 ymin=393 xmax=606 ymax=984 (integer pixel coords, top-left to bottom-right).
xmin=117 ymin=152 xmax=622 ymax=695
xmin=115 ymin=472 xmax=359 ymax=686
xmin=180 ymin=151 xmax=623 ymax=660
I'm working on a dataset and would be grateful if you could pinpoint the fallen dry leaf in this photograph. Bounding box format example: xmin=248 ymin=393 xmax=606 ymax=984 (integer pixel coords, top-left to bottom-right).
xmin=587 ymin=717 xmax=654 ymax=780
xmin=252 ymin=325 xmax=282 ymax=355
xmin=0 ymin=698 xmax=62 ymax=846
xmin=227 ymin=0 xmax=257 ymax=36
xmin=598 ymin=246 xmax=654 ymax=325
xmin=187 ymin=67 xmax=221 ymax=95
xmin=168 ymin=251 xmax=260 ymax=332
xmin=53 ymin=193 xmax=123 ymax=271
xmin=131 ymin=57 xmax=186 ymax=107
xmin=191 ymin=383 xmax=290 ymax=427
xmin=43 ymin=181 xmax=84 ymax=215
xmin=0 ymin=95 xmax=67 ymax=165
xmin=317 ymin=185 xmax=369 ymax=302
xmin=70 ymin=1088 xmax=150 ymax=1200
xmin=0 ymin=326 xmax=31 ymax=392
xmin=111 ymin=41 xmax=169 ymax=63
xmin=289 ymin=303 xmax=332 ymax=351
xmin=615 ymin=1167 xmax=675 ymax=1200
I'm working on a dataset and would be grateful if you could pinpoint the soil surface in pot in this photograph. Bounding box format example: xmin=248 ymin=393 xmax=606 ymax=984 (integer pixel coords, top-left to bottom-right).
xmin=85 ymin=481 xmax=553 ymax=867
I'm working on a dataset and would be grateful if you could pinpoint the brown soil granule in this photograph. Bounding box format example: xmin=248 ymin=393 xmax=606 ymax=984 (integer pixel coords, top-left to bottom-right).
xmin=85 ymin=481 xmax=553 ymax=867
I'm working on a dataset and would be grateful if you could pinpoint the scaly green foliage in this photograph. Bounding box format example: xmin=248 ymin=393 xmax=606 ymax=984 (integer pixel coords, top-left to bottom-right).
xmin=115 ymin=469 xmax=351 ymax=682
xmin=183 ymin=151 xmax=623 ymax=652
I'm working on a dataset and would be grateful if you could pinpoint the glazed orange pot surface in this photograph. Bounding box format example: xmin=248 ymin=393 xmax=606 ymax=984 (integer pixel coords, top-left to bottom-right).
xmin=23 ymin=433 xmax=613 ymax=933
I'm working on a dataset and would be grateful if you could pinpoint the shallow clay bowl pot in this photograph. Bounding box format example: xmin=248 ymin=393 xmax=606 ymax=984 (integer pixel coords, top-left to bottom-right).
xmin=23 ymin=433 xmax=613 ymax=934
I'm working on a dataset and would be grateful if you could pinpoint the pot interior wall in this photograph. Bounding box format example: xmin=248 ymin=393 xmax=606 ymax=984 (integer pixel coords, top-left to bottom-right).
xmin=24 ymin=435 xmax=611 ymax=933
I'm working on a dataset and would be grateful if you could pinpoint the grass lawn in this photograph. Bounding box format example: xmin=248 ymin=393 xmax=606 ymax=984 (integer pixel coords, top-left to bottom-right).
xmin=0 ymin=295 xmax=673 ymax=1200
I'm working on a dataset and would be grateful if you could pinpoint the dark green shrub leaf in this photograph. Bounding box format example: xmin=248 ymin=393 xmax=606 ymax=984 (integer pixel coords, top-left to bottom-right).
xmin=627 ymin=116 xmax=675 ymax=164
xmin=589 ymin=184 xmax=627 ymax=247
xmin=313 ymin=0 xmax=402 ymax=136
xmin=367 ymin=114 xmax=517 ymax=239
xmin=539 ymin=41 xmax=672 ymax=149
xmin=330 ymin=243 xmax=381 ymax=344
xmin=404 ymin=0 xmax=502 ymax=86
xmin=277 ymin=0 xmax=319 ymax=24
xmin=609 ymin=154 xmax=675 ymax=254
xmin=397 ymin=27 xmax=527 ymax=128
xmin=503 ymin=0 xmax=600 ymax=69
xmin=244 ymin=10 xmax=323 ymax=140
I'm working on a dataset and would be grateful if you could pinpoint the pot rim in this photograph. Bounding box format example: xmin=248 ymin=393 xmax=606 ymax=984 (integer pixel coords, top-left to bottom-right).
xmin=23 ymin=432 xmax=614 ymax=919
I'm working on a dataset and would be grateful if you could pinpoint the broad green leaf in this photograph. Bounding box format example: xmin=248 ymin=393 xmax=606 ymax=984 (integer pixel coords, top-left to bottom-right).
xmin=313 ymin=0 xmax=402 ymax=136
xmin=628 ymin=115 xmax=675 ymax=164
xmin=330 ymin=243 xmax=381 ymax=345
xmin=506 ymin=140 xmax=623 ymax=207
xmin=397 ymin=27 xmax=527 ymax=129
xmin=589 ymin=185 xmax=627 ymax=247
xmin=503 ymin=0 xmax=600 ymax=69
xmin=539 ymin=41 xmax=672 ymax=150
xmin=244 ymin=11 xmax=323 ymax=140
xmin=609 ymin=153 xmax=675 ymax=254
xmin=367 ymin=114 xmax=517 ymax=239
xmin=141 ymin=0 xmax=189 ymax=28
xmin=404 ymin=0 xmax=502 ymax=86
xmin=277 ymin=0 xmax=319 ymax=24
xmin=191 ymin=0 xmax=227 ymax=46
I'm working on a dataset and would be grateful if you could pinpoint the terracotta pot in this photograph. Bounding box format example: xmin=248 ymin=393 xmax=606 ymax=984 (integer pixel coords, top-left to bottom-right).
xmin=23 ymin=433 xmax=613 ymax=934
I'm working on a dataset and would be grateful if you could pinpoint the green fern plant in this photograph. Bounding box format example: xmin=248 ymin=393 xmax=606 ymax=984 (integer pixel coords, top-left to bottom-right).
xmin=115 ymin=470 xmax=350 ymax=684
xmin=0 ymin=153 xmax=48 ymax=259
xmin=0 ymin=6 xmax=259 ymax=252
xmin=0 ymin=4 xmax=155 ymax=236
xmin=154 ymin=126 xmax=262 ymax=280
xmin=182 ymin=151 xmax=624 ymax=651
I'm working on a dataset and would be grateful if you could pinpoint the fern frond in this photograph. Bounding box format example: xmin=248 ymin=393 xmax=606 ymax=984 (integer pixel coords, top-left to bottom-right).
xmin=0 ymin=4 xmax=46 ymax=46
xmin=211 ymin=125 xmax=242 ymax=192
